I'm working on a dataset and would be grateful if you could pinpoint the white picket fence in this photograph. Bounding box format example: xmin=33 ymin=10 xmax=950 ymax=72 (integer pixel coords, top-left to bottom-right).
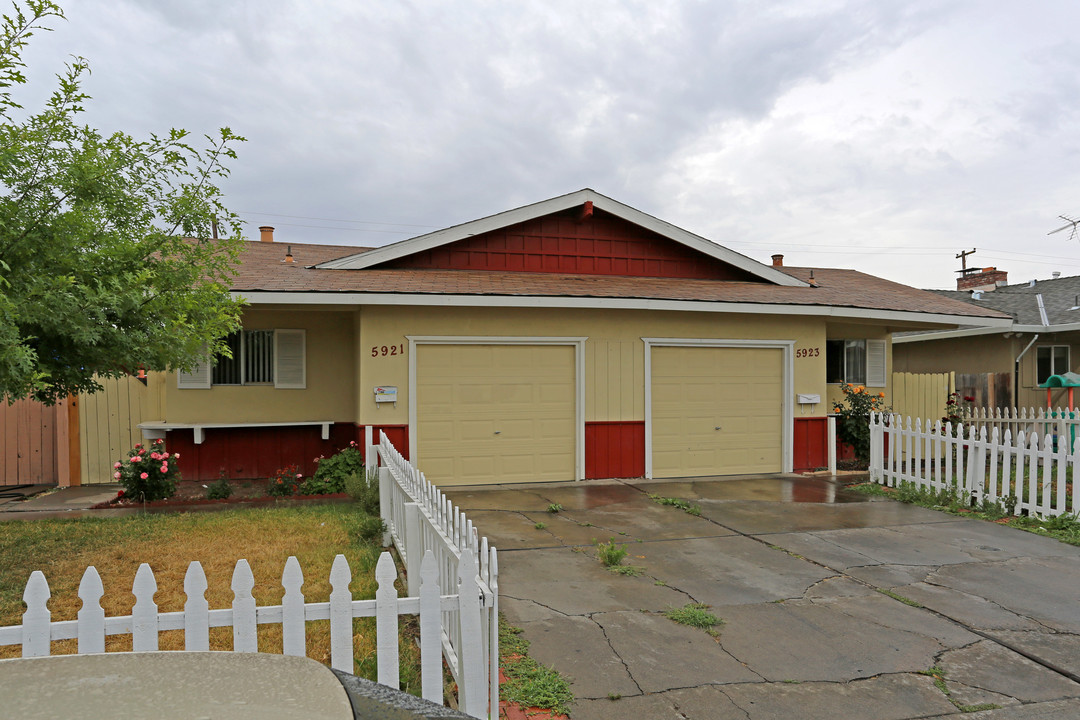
xmin=1 ymin=432 xmax=499 ymax=720
xmin=0 ymin=550 xmax=477 ymax=708
xmin=371 ymin=430 xmax=499 ymax=720
xmin=869 ymin=413 xmax=1079 ymax=518
xmin=959 ymin=406 xmax=1080 ymax=443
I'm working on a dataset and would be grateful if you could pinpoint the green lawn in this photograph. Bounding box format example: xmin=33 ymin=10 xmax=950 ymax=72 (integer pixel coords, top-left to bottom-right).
xmin=0 ymin=504 xmax=426 ymax=690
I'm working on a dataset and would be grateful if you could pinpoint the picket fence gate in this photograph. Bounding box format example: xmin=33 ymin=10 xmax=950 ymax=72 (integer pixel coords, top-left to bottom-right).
xmin=372 ymin=430 xmax=499 ymax=720
xmin=0 ymin=550 xmax=479 ymax=708
xmin=869 ymin=413 xmax=1079 ymax=518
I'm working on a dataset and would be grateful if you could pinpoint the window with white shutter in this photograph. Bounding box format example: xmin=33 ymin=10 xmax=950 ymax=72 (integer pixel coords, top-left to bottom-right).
xmin=866 ymin=339 xmax=887 ymax=387
xmin=274 ymin=329 xmax=306 ymax=389
xmin=177 ymin=355 xmax=211 ymax=389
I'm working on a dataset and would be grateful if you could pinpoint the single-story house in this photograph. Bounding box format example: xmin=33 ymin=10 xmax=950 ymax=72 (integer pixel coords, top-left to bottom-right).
xmin=141 ymin=189 xmax=1009 ymax=485
xmin=893 ymin=267 xmax=1080 ymax=410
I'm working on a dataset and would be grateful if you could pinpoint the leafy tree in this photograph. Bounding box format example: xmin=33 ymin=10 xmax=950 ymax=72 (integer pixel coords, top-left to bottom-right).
xmin=0 ymin=1 xmax=246 ymax=404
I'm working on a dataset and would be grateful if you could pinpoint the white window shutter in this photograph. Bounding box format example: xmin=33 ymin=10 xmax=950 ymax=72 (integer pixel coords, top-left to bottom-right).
xmin=867 ymin=339 xmax=887 ymax=387
xmin=177 ymin=355 xmax=211 ymax=389
xmin=275 ymin=329 xmax=306 ymax=389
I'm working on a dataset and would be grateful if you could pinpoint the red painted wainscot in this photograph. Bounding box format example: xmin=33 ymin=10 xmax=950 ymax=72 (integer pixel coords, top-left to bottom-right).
xmin=165 ymin=424 xmax=409 ymax=483
xmin=793 ymin=417 xmax=830 ymax=472
xmin=584 ymin=421 xmax=645 ymax=479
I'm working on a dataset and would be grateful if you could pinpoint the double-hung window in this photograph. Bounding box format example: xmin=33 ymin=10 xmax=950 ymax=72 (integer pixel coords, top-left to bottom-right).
xmin=1036 ymin=346 xmax=1069 ymax=385
xmin=178 ymin=329 xmax=305 ymax=389
xmin=826 ymin=338 xmax=886 ymax=387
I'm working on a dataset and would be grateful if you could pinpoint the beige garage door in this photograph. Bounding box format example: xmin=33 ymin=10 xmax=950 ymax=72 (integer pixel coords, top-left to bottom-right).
xmin=416 ymin=344 xmax=576 ymax=485
xmin=651 ymin=346 xmax=783 ymax=478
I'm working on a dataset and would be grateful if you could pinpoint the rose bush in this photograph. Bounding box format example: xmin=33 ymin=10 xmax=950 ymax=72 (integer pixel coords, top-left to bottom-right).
xmin=114 ymin=439 xmax=180 ymax=501
xmin=832 ymin=382 xmax=889 ymax=463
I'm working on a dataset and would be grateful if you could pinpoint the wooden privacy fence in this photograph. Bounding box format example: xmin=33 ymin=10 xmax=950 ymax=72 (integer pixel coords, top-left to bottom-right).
xmin=0 ymin=396 xmax=63 ymax=486
xmin=869 ymin=413 xmax=1078 ymax=519
xmin=0 ymin=550 xmax=482 ymax=713
xmin=78 ymin=375 xmax=148 ymax=484
xmin=891 ymin=371 xmax=954 ymax=425
xmin=371 ymin=430 xmax=498 ymax=720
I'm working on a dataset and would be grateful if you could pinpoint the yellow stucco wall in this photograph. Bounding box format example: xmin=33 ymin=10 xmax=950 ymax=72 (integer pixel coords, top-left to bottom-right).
xmin=355 ymin=305 xmax=834 ymax=425
xmin=155 ymin=304 xmax=905 ymax=425
xmin=162 ymin=308 xmax=358 ymax=424
xmin=892 ymin=334 xmax=1014 ymax=375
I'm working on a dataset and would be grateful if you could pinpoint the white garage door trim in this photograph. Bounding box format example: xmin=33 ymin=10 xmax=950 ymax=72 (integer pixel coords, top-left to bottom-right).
xmin=643 ymin=338 xmax=794 ymax=478
xmin=407 ymin=336 xmax=587 ymax=481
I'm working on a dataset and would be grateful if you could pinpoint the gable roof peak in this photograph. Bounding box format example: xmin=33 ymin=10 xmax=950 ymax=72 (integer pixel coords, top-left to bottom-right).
xmin=315 ymin=190 xmax=807 ymax=287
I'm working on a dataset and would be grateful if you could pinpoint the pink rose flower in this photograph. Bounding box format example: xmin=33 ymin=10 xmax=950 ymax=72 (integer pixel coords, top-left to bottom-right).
xmin=173 ymin=453 xmax=180 ymax=459
xmin=129 ymin=457 xmax=138 ymax=463
xmin=140 ymin=472 xmax=148 ymax=479
xmin=160 ymin=464 xmax=168 ymax=473
xmin=113 ymin=471 xmax=121 ymax=479
xmin=135 ymin=444 xmax=142 ymax=449
xmin=150 ymin=452 xmax=160 ymax=460
xmin=296 ymin=473 xmax=302 ymax=479
xmin=161 ymin=452 xmax=169 ymax=459
xmin=113 ymin=461 xmax=121 ymax=469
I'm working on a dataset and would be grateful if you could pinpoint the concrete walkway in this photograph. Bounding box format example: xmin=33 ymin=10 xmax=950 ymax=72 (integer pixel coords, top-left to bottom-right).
xmin=443 ymin=475 xmax=1080 ymax=720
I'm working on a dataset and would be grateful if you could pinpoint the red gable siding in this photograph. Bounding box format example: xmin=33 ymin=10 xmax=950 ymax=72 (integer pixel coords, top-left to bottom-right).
xmin=377 ymin=207 xmax=764 ymax=281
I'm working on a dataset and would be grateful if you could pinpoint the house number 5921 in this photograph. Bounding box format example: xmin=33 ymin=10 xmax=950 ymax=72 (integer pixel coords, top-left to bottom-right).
xmin=371 ymin=344 xmax=405 ymax=357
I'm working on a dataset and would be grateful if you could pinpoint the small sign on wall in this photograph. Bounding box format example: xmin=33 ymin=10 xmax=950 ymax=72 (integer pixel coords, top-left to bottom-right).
xmin=374 ymin=386 xmax=398 ymax=405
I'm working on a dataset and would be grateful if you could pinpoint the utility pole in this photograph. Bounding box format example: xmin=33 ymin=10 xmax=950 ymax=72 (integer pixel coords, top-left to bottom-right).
xmin=956 ymin=248 xmax=977 ymax=277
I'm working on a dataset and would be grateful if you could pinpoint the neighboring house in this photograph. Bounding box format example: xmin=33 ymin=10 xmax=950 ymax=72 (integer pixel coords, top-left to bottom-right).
xmin=894 ymin=267 xmax=1080 ymax=411
xmin=139 ymin=189 xmax=1008 ymax=485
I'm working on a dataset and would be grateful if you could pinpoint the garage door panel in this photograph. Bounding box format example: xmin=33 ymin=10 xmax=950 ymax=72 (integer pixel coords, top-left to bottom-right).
xmin=652 ymin=346 xmax=783 ymax=478
xmin=417 ymin=344 xmax=576 ymax=486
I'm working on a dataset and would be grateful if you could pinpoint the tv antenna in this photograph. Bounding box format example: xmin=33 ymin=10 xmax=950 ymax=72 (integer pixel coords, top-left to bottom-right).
xmin=1048 ymin=214 xmax=1080 ymax=242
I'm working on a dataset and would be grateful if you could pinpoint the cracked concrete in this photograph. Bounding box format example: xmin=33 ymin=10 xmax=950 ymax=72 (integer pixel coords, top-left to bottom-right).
xmin=443 ymin=475 xmax=1080 ymax=720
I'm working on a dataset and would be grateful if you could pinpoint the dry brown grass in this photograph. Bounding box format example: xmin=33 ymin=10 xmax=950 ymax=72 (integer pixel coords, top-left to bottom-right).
xmin=0 ymin=504 xmax=423 ymax=691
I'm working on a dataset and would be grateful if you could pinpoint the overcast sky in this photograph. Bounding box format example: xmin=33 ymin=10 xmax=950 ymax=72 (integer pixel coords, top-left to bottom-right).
xmin=19 ymin=0 xmax=1080 ymax=289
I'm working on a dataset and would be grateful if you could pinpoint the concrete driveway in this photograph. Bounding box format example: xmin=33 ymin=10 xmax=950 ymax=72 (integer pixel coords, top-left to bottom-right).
xmin=443 ymin=475 xmax=1080 ymax=720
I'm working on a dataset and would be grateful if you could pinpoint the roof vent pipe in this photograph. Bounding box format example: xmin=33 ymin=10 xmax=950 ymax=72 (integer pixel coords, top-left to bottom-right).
xmin=1053 ymin=271 xmax=1061 ymax=279
xmin=259 ymin=226 xmax=275 ymax=243
xmin=972 ymin=291 xmax=982 ymax=300
xmin=1029 ymin=279 xmax=1037 ymax=287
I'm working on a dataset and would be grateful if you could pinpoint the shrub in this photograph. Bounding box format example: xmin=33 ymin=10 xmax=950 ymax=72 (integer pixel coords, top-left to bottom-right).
xmin=114 ymin=439 xmax=179 ymax=502
xmin=595 ymin=539 xmax=627 ymax=567
xmin=268 ymin=465 xmax=303 ymax=497
xmin=353 ymin=515 xmax=386 ymax=545
xmin=344 ymin=470 xmax=379 ymax=514
xmin=306 ymin=442 xmax=364 ymax=495
xmin=832 ymin=382 xmax=889 ymax=463
xmin=206 ymin=474 xmax=232 ymax=500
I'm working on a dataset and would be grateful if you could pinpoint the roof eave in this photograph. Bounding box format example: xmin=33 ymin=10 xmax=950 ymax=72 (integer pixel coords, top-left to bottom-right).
xmin=231 ymin=290 xmax=1012 ymax=326
xmin=314 ymin=189 xmax=808 ymax=288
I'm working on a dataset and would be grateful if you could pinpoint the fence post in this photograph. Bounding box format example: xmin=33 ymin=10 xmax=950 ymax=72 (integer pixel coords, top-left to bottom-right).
xmin=379 ymin=465 xmax=393 ymax=548
xmin=419 ymin=550 xmax=442 ymax=705
xmin=405 ymin=502 xmax=423 ymax=596
xmin=365 ymin=425 xmax=376 ymax=478
xmin=456 ymin=547 xmax=485 ymax=719
xmin=828 ymin=416 xmax=838 ymax=476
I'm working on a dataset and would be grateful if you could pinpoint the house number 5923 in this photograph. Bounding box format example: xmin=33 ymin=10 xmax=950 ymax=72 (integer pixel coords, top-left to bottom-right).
xmin=795 ymin=348 xmax=820 ymax=358
xmin=371 ymin=344 xmax=405 ymax=357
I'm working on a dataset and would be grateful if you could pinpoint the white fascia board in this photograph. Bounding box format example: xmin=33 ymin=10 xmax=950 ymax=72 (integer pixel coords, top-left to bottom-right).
xmin=314 ymin=189 xmax=807 ymax=287
xmin=1013 ymin=322 xmax=1080 ymax=333
xmin=233 ymin=291 xmax=1012 ymax=327
xmin=892 ymin=326 xmax=1011 ymax=344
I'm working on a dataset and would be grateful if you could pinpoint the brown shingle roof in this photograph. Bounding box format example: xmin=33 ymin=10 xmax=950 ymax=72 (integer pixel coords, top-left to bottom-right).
xmin=229 ymin=241 xmax=1007 ymax=320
